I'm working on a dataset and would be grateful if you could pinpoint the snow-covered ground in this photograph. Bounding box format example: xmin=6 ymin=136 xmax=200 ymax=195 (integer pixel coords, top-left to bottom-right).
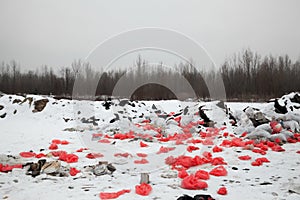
xmin=0 ymin=93 xmax=300 ymax=200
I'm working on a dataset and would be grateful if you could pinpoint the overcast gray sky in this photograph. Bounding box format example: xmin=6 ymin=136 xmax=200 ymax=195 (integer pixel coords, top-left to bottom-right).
xmin=0 ymin=0 xmax=300 ymax=71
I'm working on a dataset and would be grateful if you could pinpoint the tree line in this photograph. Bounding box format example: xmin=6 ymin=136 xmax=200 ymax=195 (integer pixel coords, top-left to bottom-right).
xmin=0 ymin=50 xmax=299 ymax=101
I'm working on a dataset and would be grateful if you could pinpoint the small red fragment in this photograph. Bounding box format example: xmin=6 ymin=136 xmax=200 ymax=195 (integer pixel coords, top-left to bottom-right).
xmin=86 ymin=153 xmax=104 ymax=159
xmin=69 ymin=167 xmax=80 ymax=176
xmin=195 ymin=170 xmax=210 ymax=180
xmin=136 ymin=153 xmax=148 ymax=158
xmin=134 ymin=158 xmax=149 ymax=164
xmin=19 ymin=152 xmax=36 ymax=158
xmin=135 ymin=183 xmax=152 ymax=196
xmin=49 ymin=143 xmax=58 ymax=150
xmin=212 ymin=146 xmax=223 ymax=153
xmin=187 ymin=145 xmax=200 ymax=153
xmin=140 ymin=141 xmax=149 ymax=147
xmin=156 ymin=146 xmax=175 ymax=154
xmin=238 ymin=155 xmax=252 ymax=160
xmin=178 ymin=169 xmax=189 ymax=179
xmin=99 ymin=189 xmax=131 ymax=199
xmin=209 ymin=166 xmax=228 ymax=176
xmin=217 ymin=187 xmax=227 ymax=195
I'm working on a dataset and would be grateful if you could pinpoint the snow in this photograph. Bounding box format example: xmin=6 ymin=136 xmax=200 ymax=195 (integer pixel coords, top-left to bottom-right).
xmin=0 ymin=93 xmax=300 ymax=200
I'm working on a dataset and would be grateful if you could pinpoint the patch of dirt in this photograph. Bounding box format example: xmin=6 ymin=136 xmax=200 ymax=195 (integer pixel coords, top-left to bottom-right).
xmin=32 ymin=99 xmax=49 ymax=113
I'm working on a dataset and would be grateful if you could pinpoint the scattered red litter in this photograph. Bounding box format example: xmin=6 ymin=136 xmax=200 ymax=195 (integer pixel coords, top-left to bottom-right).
xmin=241 ymin=132 xmax=248 ymax=137
xmin=51 ymin=150 xmax=67 ymax=157
xmin=157 ymin=146 xmax=175 ymax=154
xmin=142 ymin=119 xmax=151 ymax=123
xmin=209 ymin=166 xmax=228 ymax=176
xmin=99 ymin=189 xmax=131 ymax=199
xmin=251 ymin=160 xmax=262 ymax=166
xmin=255 ymin=157 xmax=270 ymax=163
xmin=296 ymin=150 xmax=300 ymax=154
xmin=252 ymin=148 xmax=267 ymax=155
xmin=217 ymin=187 xmax=227 ymax=195
xmin=223 ymin=132 xmax=229 ymax=137
xmin=35 ymin=153 xmax=46 ymax=158
xmin=69 ymin=167 xmax=80 ymax=176
xmin=274 ymin=138 xmax=282 ymax=144
xmin=134 ymin=158 xmax=149 ymax=164
xmin=135 ymin=183 xmax=152 ymax=196
xmin=238 ymin=155 xmax=252 ymax=160
xmin=114 ymin=153 xmax=132 ymax=158
xmin=195 ymin=170 xmax=210 ymax=180
xmin=98 ymin=139 xmax=111 ymax=143
xmin=187 ymin=145 xmax=200 ymax=152
xmin=165 ymin=156 xmax=177 ymax=165
xmin=114 ymin=131 xmax=135 ymax=140
xmin=61 ymin=140 xmax=69 ymax=145
xmin=140 ymin=141 xmax=149 ymax=147
xmin=52 ymin=139 xmax=61 ymax=144
xmin=76 ymin=148 xmax=88 ymax=152
xmin=178 ymin=169 xmax=189 ymax=179
xmin=271 ymin=145 xmax=285 ymax=152
xmin=0 ymin=163 xmax=22 ymax=172
xmin=59 ymin=152 xmax=79 ymax=163
xmin=86 ymin=153 xmax=104 ymax=159
xmin=49 ymin=143 xmax=58 ymax=150
xmin=211 ymin=157 xmax=227 ymax=165
xmin=202 ymin=138 xmax=214 ymax=145
xmin=212 ymin=146 xmax=223 ymax=153
xmin=181 ymin=174 xmax=208 ymax=190
xmin=136 ymin=153 xmax=148 ymax=158
xmin=19 ymin=151 xmax=36 ymax=158
xmin=187 ymin=139 xmax=202 ymax=144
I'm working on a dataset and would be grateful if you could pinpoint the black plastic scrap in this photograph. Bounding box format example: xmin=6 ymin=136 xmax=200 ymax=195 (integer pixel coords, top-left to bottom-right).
xmin=177 ymin=194 xmax=215 ymax=200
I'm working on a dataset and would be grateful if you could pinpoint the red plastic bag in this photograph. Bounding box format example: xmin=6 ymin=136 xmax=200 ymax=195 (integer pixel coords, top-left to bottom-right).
xmin=76 ymin=148 xmax=88 ymax=152
xmin=0 ymin=164 xmax=22 ymax=172
xmin=49 ymin=143 xmax=58 ymax=150
xmin=86 ymin=153 xmax=104 ymax=159
xmin=181 ymin=174 xmax=208 ymax=190
xmin=178 ymin=169 xmax=189 ymax=179
xmin=136 ymin=153 xmax=147 ymax=158
xmin=52 ymin=139 xmax=61 ymax=144
xmin=212 ymin=146 xmax=223 ymax=153
xmin=187 ymin=146 xmax=200 ymax=152
xmin=59 ymin=153 xmax=79 ymax=163
xmin=140 ymin=141 xmax=149 ymax=147
xmin=19 ymin=152 xmax=36 ymax=158
xmin=217 ymin=187 xmax=227 ymax=195
xmin=238 ymin=155 xmax=251 ymax=161
xmin=156 ymin=146 xmax=175 ymax=154
xmin=61 ymin=140 xmax=69 ymax=145
xmin=135 ymin=183 xmax=152 ymax=196
xmin=195 ymin=170 xmax=210 ymax=180
xmin=98 ymin=139 xmax=111 ymax=143
xmin=209 ymin=166 xmax=227 ymax=176
xmin=114 ymin=153 xmax=132 ymax=158
xmin=51 ymin=150 xmax=67 ymax=157
xmin=211 ymin=157 xmax=227 ymax=166
xmin=99 ymin=189 xmax=130 ymax=199
xmin=35 ymin=153 xmax=46 ymax=158
xmin=69 ymin=167 xmax=80 ymax=176
xmin=134 ymin=158 xmax=149 ymax=164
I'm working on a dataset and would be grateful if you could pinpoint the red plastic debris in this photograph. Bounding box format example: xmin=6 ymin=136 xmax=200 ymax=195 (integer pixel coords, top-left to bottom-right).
xmin=271 ymin=145 xmax=285 ymax=152
xmin=202 ymin=138 xmax=214 ymax=145
xmin=241 ymin=132 xmax=248 ymax=137
xmin=223 ymin=132 xmax=229 ymax=137
xmin=134 ymin=158 xmax=149 ymax=164
xmin=296 ymin=150 xmax=300 ymax=154
xmin=19 ymin=152 xmax=36 ymax=158
xmin=86 ymin=153 xmax=104 ymax=159
xmin=52 ymin=139 xmax=61 ymax=144
xmin=165 ymin=156 xmax=177 ymax=165
xmin=187 ymin=146 xmax=200 ymax=153
xmin=76 ymin=148 xmax=88 ymax=152
xmin=136 ymin=153 xmax=148 ymax=158
xmin=114 ymin=153 xmax=132 ymax=158
xmin=140 ymin=141 xmax=149 ymax=147
xmin=61 ymin=140 xmax=69 ymax=145
xmin=212 ymin=146 xmax=223 ymax=153
xmin=98 ymin=139 xmax=111 ymax=143
xmin=135 ymin=183 xmax=152 ymax=196
xmin=211 ymin=157 xmax=227 ymax=166
xmin=59 ymin=153 xmax=79 ymax=163
xmin=69 ymin=167 xmax=80 ymax=176
xmin=99 ymin=189 xmax=131 ymax=199
xmin=114 ymin=131 xmax=135 ymax=140
xmin=217 ymin=187 xmax=227 ymax=195
xmin=252 ymin=148 xmax=267 ymax=155
xmin=195 ymin=170 xmax=210 ymax=180
xmin=209 ymin=166 xmax=228 ymax=176
xmin=51 ymin=150 xmax=67 ymax=157
xmin=35 ymin=153 xmax=46 ymax=158
xmin=156 ymin=146 xmax=175 ymax=154
xmin=238 ymin=155 xmax=252 ymax=160
xmin=49 ymin=143 xmax=58 ymax=150
xmin=181 ymin=174 xmax=208 ymax=190
xmin=0 ymin=163 xmax=22 ymax=172
xmin=178 ymin=169 xmax=189 ymax=179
